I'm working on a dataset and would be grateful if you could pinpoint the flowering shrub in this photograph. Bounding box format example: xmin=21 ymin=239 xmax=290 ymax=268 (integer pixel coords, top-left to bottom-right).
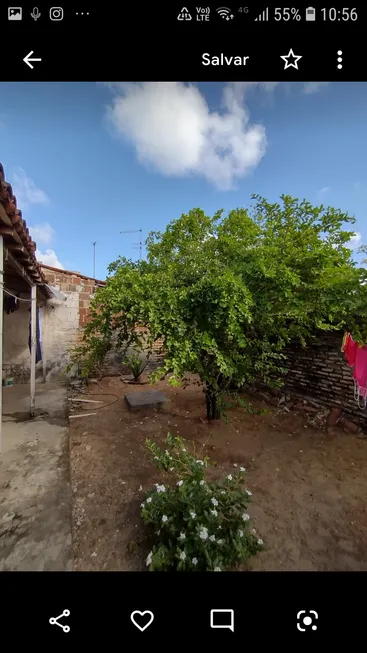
xmin=141 ymin=434 xmax=264 ymax=571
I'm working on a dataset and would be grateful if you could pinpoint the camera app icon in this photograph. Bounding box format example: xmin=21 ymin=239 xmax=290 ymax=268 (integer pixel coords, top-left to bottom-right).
xmin=50 ymin=7 xmax=64 ymax=20
xmin=297 ymin=610 xmax=318 ymax=632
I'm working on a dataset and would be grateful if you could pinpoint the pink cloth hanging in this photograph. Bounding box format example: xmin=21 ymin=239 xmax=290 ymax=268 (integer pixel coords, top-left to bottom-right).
xmin=343 ymin=333 xmax=358 ymax=367
xmin=353 ymin=346 xmax=367 ymax=399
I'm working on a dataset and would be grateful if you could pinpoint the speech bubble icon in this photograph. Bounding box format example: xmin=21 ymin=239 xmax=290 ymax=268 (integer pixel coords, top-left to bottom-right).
xmin=210 ymin=609 xmax=234 ymax=632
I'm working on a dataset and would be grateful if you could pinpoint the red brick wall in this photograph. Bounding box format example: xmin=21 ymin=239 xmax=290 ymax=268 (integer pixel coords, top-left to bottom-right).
xmin=40 ymin=265 xmax=104 ymax=330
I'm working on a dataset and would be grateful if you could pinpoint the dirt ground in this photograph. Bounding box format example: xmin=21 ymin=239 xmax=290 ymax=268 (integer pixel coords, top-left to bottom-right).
xmin=69 ymin=375 xmax=367 ymax=571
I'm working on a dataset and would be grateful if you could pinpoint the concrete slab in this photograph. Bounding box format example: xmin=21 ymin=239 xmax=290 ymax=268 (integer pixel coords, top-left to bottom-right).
xmin=125 ymin=390 xmax=167 ymax=411
xmin=0 ymin=383 xmax=72 ymax=571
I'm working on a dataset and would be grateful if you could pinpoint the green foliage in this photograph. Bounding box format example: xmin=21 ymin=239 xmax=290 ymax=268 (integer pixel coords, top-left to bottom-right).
xmin=124 ymin=351 xmax=148 ymax=381
xmin=71 ymin=195 xmax=367 ymax=416
xmin=141 ymin=435 xmax=263 ymax=571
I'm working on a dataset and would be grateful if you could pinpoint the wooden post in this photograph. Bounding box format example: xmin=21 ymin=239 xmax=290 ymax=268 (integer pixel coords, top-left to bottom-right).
xmin=42 ymin=305 xmax=47 ymax=383
xmin=30 ymin=284 xmax=37 ymax=418
xmin=0 ymin=236 xmax=3 ymax=453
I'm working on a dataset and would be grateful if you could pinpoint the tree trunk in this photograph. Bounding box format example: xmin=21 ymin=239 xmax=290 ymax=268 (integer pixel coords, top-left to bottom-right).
xmin=205 ymin=386 xmax=220 ymax=420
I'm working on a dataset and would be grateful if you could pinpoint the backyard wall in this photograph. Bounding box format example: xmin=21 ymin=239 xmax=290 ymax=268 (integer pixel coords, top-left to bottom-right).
xmin=282 ymin=332 xmax=367 ymax=424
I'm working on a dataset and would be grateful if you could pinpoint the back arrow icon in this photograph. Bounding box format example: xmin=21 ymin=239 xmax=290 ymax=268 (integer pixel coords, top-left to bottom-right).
xmin=23 ymin=51 xmax=42 ymax=69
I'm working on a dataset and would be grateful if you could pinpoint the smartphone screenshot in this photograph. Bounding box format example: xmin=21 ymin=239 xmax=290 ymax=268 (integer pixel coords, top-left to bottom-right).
xmin=1 ymin=2 xmax=366 ymax=643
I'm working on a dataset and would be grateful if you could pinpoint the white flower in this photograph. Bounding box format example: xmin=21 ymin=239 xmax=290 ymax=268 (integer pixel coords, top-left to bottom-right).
xmin=239 ymin=530 xmax=244 ymax=538
xmin=199 ymin=527 xmax=208 ymax=540
xmin=140 ymin=501 xmax=145 ymax=508
xmin=257 ymin=538 xmax=264 ymax=546
xmin=146 ymin=497 xmax=152 ymax=504
xmin=251 ymin=528 xmax=257 ymax=535
xmin=218 ymin=525 xmax=222 ymax=529
xmin=217 ymin=539 xmax=224 ymax=545
xmin=192 ymin=557 xmax=198 ymax=565
xmin=200 ymin=480 xmax=205 ymax=486
xmin=246 ymin=489 xmax=253 ymax=497
xmin=146 ymin=551 xmax=153 ymax=566
xmin=190 ymin=511 xmax=196 ymax=519
xmin=165 ymin=449 xmax=170 ymax=456
xmin=169 ymin=467 xmax=174 ymax=472
xmin=211 ymin=497 xmax=219 ymax=507
xmin=240 ymin=467 xmax=246 ymax=472
xmin=221 ymin=490 xmax=226 ymax=495
xmin=214 ymin=567 xmax=221 ymax=571
xmin=179 ymin=551 xmax=186 ymax=561
xmin=162 ymin=515 xmax=168 ymax=523
xmin=178 ymin=532 xmax=186 ymax=541
xmin=209 ymin=534 xmax=216 ymax=542
xmin=196 ymin=460 xmax=204 ymax=465
xmin=154 ymin=456 xmax=159 ymax=460
xmin=210 ymin=509 xmax=218 ymax=517
xmin=233 ymin=464 xmax=238 ymax=468
xmin=242 ymin=513 xmax=250 ymax=522
xmin=177 ymin=480 xmax=183 ymax=487
xmin=182 ymin=448 xmax=187 ymax=452
xmin=156 ymin=484 xmax=166 ymax=493
xmin=138 ymin=485 xmax=143 ymax=491
xmin=227 ymin=474 xmax=233 ymax=481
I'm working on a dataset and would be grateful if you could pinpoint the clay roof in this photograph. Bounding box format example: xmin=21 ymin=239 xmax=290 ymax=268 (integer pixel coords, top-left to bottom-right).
xmin=0 ymin=161 xmax=50 ymax=292
xmin=40 ymin=263 xmax=106 ymax=286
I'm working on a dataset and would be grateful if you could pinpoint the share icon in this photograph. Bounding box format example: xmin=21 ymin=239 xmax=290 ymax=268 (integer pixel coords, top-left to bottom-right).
xmin=49 ymin=609 xmax=71 ymax=633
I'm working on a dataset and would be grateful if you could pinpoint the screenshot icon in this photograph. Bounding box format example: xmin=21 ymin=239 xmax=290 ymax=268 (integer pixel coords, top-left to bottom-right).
xmin=8 ymin=7 xmax=22 ymax=20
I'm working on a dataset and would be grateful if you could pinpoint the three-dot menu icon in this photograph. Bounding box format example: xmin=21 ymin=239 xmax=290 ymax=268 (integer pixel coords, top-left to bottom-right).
xmin=337 ymin=50 xmax=343 ymax=69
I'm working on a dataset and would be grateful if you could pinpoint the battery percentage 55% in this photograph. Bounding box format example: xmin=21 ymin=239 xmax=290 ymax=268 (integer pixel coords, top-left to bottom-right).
xmin=274 ymin=7 xmax=301 ymax=21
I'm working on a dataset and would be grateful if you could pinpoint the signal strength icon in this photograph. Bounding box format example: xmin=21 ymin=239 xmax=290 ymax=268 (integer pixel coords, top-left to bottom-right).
xmin=254 ymin=7 xmax=269 ymax=21
xmin=216 ymin=7 xmax=234 ymax=20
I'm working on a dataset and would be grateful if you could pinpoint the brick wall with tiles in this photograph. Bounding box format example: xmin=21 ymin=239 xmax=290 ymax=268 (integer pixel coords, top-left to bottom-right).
xmin=281 ymin=332 xmax=367 ymax=424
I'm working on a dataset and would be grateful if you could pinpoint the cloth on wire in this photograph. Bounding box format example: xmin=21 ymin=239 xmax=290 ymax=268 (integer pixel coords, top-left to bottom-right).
xmin=28 ymin=306 xmax=42 ymax=364
xmin=4 ymin=295 xmax=19 ymax=314
xmin=342 ymin=332 xmax=358 ymax=367
xmin=342 ymin=332 xmax=367 ymax=408
xmin=353 ymin=346 xmax=367 ymax=401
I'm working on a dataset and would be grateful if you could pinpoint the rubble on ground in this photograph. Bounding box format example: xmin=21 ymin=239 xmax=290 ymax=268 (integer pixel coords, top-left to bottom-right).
xmin=254 ymin=387 xmax=364 ymax=436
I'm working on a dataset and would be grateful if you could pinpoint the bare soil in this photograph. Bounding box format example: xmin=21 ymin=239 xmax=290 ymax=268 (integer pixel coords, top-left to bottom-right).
xmin=69 ymin=375 xmax=367 ymax=571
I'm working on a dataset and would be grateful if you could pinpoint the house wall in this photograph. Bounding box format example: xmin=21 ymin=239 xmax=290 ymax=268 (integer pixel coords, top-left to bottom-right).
xmin=282 ymin=332 xmax=367 ymax=424
xmin=2 ymin=266 xmax=104 ymax=382
xmin=3 ymin=300 xmax=32 ymax=382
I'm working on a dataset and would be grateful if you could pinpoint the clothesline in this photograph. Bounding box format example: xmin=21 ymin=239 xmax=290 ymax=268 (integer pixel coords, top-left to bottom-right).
xmin=0 ymin=286 xmax=32 ymax=303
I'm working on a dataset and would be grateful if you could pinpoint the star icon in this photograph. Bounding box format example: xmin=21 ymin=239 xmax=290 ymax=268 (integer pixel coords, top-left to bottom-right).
xmin=280 ymin=48 xmax=302 ymax=70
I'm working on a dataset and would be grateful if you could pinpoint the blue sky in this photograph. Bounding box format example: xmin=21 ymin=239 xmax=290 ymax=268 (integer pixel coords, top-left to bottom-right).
xmin=0 ymin=81 xmax=366 ymax=279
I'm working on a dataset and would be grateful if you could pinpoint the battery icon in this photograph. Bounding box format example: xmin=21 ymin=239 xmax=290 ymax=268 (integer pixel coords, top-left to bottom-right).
xmin=305 ymin=6 xmax=316 ymax=21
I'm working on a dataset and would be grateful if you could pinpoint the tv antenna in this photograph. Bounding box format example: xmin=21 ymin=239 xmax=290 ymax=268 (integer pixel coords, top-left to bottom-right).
xmin=92 ymin=241 xmax=96 ymax=278
xmin=120 ymin=229 xmax=143 ymax=260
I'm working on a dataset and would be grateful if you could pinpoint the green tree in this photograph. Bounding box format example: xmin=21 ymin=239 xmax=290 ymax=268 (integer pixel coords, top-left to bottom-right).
xmin=73 ymin=195 xmax=367 ymax=419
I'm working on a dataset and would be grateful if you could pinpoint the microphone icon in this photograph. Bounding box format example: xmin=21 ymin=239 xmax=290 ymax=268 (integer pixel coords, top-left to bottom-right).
xmin=30 ymin=7 xmax=41 ymax=20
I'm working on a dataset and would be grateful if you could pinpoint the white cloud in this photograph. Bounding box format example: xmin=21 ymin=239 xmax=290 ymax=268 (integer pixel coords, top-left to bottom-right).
xmin=303 ymin=82 xmax=329 ymax=95
xmin=29 ymin=222 xmax=55 ymax=246
xmin=105 ymin=82 xmax=271 ymax=190
xmin=12 ymin=167 xmax=49 ymax=208
xmin=36 ymin=249 xmax=64 ymax=269
xmin=348 ymin=232 xmax=362 ymax=249
xmin=318 ymin=186 xmax=331 ymax=194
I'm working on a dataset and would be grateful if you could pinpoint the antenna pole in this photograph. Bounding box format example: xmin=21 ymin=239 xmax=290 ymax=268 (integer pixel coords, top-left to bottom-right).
xmin=92 ymin=241 xmax=96 ymax=278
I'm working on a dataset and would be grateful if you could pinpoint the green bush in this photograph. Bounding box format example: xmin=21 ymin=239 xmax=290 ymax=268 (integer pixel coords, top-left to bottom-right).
xmin=124 ymin=351 xmax=148 ymax=381
xmin=140 ymin=434 xmax=264 ymax=571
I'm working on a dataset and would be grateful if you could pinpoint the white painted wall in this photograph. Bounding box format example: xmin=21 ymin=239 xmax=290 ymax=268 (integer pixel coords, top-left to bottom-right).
xmin=3 ymin=291 xmax=81 ymax=382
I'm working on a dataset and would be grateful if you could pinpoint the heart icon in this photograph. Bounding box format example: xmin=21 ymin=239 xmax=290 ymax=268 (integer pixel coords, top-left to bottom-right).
xmin=130 ymin=610 xmax=154 ymax=632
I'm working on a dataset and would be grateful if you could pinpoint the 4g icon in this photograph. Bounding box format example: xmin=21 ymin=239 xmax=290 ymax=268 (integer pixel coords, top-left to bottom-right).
xmin=196 ymin=7 xmax=210 ymax=21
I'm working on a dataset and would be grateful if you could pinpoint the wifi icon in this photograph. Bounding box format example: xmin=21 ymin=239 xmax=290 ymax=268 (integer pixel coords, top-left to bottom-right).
xmin=216 ymin=7 xmax=234 ymax=20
